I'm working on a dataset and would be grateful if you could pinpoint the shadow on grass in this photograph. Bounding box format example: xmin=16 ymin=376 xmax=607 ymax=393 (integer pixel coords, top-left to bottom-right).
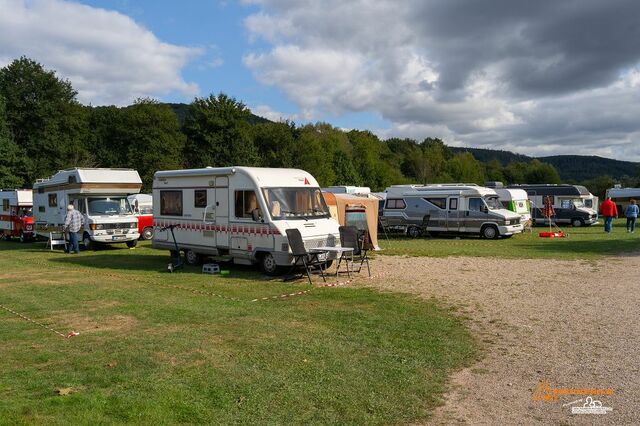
xmin=514 ymin=238 xmax=640 ymax=257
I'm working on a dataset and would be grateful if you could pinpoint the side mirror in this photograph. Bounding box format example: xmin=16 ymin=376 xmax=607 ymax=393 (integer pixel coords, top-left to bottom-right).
xmin=251 ymin=208 xmax=262 ymax=222
xmin=481 ymin=205 xmax=488 ymax=213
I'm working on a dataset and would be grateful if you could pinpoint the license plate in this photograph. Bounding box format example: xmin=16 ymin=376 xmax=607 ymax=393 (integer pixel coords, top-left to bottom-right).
xmin=112 ymin=235 xmax=126 ymax=241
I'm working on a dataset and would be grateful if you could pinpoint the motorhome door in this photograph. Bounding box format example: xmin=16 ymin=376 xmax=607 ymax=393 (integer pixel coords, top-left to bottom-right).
xmin=215 ymin=176 xmax=229 ymax=247
xmin=446 ymin=197 xmax=461 ymax=232
xmin=464 ymin=197 xmax=487 ymax=232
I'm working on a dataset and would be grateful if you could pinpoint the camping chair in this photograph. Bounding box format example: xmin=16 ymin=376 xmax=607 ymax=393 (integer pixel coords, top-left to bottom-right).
xmin=285 ymin=229 xmax=327 ymax=285
xmin=338 ymin=226 xmax=372 ymax=277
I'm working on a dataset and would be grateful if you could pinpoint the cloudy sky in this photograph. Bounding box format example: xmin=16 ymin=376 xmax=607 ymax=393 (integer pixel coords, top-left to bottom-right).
xmin=1 ymin=0 xmax=639 ymax=160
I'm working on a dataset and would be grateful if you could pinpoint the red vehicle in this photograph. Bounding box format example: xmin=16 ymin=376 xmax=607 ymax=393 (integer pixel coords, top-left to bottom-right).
xmin=129 ymin=194 xmax=154 ymax=240
xmin=0 ymin=190 xmax=35 ymax=242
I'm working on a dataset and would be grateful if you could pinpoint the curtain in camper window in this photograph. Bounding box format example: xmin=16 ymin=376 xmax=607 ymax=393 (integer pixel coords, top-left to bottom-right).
xmin=160 ymin=191 xmax=183 ymax=216
xmin=235 ymin=190 xmax=260 ymax=219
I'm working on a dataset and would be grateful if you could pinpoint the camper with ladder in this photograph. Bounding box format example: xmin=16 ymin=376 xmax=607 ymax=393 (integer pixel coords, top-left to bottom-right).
xmin=151 ymin=167 xmax=341 ymax=274
xmin=0 ymin=189 xmax=34 ymax=242
xmin=33 ymin=168 xmax=142 ymax=249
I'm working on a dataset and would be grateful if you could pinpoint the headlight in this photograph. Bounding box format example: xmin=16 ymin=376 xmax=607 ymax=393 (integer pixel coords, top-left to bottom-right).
xmin=90 ymin=223 xmax=104 ymax=230
xmin=130 ymin=222 xmax=137 ymax=229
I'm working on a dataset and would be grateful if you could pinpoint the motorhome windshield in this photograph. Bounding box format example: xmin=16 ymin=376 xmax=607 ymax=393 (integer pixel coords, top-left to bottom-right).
xmin=88 ymin=197 xmax=132 ymax=216
xmin=484 ymin=196 xmax=503 ymax=210
xmin=572 ymin=198 xmax=585 ymax=208
xmin=262 ymin=187 xmax=330 ymax=220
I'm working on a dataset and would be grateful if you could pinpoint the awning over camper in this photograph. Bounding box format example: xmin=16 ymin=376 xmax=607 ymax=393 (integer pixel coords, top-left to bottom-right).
xmin=322 ymin=192 xmax=380 ymax=250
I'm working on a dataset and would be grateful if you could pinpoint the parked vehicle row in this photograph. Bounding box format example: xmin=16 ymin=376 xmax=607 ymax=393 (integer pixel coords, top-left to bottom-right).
xmin=0 ymin=189 xmax=34 ymax=242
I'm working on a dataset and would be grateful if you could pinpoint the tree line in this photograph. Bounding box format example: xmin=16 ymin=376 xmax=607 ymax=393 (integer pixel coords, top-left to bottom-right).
xmin=0 ymin=57 xmax=612 ymax=196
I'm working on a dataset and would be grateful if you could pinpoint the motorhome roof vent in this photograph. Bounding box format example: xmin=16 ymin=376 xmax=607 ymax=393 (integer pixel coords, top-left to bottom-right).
xmin=485 ymin=181 xmax=503 ymax=188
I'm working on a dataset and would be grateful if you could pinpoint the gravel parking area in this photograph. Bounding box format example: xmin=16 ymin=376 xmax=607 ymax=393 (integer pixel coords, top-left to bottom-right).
xmin=367 ymin=255 xmax=640 ymax=425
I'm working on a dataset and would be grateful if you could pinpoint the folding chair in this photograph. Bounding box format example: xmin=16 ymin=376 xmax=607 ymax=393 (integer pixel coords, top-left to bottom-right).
xmin=338 ymin=226 xmax=372 ymax=277
xmin=285 ymin=229 xmax=327 ymax=285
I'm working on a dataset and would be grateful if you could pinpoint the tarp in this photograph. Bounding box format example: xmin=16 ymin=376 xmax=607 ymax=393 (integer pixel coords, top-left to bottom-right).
xmin=322 ymin=192 xmax=380 ymax=250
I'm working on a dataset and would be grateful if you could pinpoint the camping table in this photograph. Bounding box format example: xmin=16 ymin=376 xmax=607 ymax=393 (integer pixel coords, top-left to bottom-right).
xmin=310 ymin=247 xmax=355 ymax=278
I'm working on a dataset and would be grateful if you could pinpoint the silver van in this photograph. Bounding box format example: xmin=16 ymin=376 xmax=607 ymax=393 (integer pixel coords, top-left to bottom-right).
xmin=381 ymin=184 xmax=524 ymax=239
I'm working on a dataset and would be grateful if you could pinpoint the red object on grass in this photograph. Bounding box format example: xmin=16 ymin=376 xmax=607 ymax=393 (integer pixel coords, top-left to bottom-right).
xmin=538 ymin=231 xmax=566 ymax=238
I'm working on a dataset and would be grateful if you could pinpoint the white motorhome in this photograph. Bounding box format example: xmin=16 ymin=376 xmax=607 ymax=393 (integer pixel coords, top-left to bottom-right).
xmin=381 ymin=184 xmax=524 ymax=239
xmin=0 ymin=189 xmax=34 ymax=241
xmin=492 ymin=188 xmax=532 ymax=225
xmin=323 ymin=186 xmax=371 ymax=195
xmin=152 ymin=167 xmax=341 ymax=274
xmin=33 ymin=168 xmax=142 ymax=248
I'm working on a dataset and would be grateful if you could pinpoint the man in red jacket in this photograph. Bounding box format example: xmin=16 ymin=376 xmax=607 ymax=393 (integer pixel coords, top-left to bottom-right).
xmin=600 ymin=197 xmax=618 ymax=233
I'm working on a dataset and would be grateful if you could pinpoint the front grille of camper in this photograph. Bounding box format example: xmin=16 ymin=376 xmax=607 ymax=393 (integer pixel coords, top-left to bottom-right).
xmin=303 ymin=236 xmax=338 ymax=250
xmin=102 ymin=223 xmax=136 ymax=230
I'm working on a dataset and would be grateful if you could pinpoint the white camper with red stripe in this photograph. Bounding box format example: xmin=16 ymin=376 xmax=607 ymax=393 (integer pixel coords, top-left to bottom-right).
xmin=152 ymin=167 xmax=341 ymax=274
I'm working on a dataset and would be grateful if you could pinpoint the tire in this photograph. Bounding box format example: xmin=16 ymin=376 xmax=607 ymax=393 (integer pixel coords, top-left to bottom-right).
xmin=259 ymin=252 xmax=280 ymax=276
xmin=481 ymin=225 xmax=499 ymax=240
xmin=126 ymin=239 xmax=138 ymax=248
xmin=571 ymin=218 xmax=584 ymax=227
xmin=141 ymin=227 xmax=154 ymax=240
xmin=83 ymin=233 xmax=94 ymax=250
xmin=184 ymin=249 xmax=202 ymax=266
xmin=407 ymin=225 xmax=422 ymax=238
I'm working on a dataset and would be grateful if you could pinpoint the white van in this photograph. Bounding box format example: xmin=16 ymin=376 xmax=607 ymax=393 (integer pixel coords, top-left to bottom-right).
xmin=33 ymin=168 xmax=142 ymax=248
xmin=381 ymin=184 xmax=524 ymax=239
xmin=493 ymin=188 xmax=532 ymax=225
xmin=151 ymin=167 xmax=341 ymax=274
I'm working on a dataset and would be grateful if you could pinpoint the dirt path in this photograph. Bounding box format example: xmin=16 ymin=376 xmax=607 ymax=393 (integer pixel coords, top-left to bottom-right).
xmin=367 ymin=255 xmax=640 ymax=425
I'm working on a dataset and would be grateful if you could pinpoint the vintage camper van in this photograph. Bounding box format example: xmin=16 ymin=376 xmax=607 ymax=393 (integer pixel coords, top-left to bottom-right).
xmin=507 ymin=184 xmax=598 ymax=227
xmin=492 ymin=187 xmax=532 ymax=225
xmin=0 ymin=189 xmax=34 ymax=242
xmin=322 ymin=186 xmax=371 ymax=195
xmin=151 ymin=167 xmax=341 ymax=274
xmin=381 ymin=184 xmax=523 ymax=239
xmin=33 ymin=168 xmax=142 ymax=248
xmin=128 ymin=193 xmax=154 ymax=239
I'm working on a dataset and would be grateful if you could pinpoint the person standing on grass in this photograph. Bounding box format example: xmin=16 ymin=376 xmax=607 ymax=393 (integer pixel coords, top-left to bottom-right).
xmin=625 ymin=199 xmax=639 ymax=233
xmin=64 ymin=204 xmax=84 ymax=254
xmin=599 ymin=196 xmax=618 ymax=233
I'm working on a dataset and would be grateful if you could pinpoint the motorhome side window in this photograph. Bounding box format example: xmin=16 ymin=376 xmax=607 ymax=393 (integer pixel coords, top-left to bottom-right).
xmin=449 ymin=198 xmax=458 ymax=210
xmin=424 ymin=198 xmax=447 ymax=209
xmin=48 ymin=194 xmax=57 ymax=207
xmin=469 ymin=198 xmax=483 ymax=211
xmin=235 ymin=190 xmax=260 ymax=219
xmin=160 ymin=190 xmax=183 ymax=216
xmin=386 ymin=199 xmax=406 ymax=209
xmin=194 ymin=190 xmax=207 ymax=208
xmin=2 ymin=199 xmax=8 ymax=210
xmin=560 ymin=199 xmax=571 ymax=209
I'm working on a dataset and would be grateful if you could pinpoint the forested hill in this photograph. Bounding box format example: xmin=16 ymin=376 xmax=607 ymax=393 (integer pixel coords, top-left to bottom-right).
xmin=451 ymin=147 xmax=639 ymax=181
xmin=166 ymin=103 xmax=270 ymax=126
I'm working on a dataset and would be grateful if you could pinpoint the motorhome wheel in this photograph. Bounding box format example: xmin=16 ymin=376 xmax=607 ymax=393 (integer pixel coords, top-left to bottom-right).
xmin=142 ymin=227 xmax=154 ymax=240
xmin=126 ymin=240 xmax=137 ymax=248
xmin=481 ymin=225 xmax=498 ymax=239
xmin=185 ymin=249 xmax=202 ymax=266
xmin=83 ymin=234 xmax=94 ymax=250
xmin=407 ymin=225 xmax=422 ymax=238
xmin=259 ymin=252 xmax=279 ymax=276
xmin=571 ymin=218 xmax=584 ymax=227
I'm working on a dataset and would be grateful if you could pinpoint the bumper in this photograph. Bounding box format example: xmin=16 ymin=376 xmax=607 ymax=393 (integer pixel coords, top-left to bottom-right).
xmin=91 ymin=232 xmax=140 ymax=243
xmin=498 ymin=224 xmax=524 ymax=236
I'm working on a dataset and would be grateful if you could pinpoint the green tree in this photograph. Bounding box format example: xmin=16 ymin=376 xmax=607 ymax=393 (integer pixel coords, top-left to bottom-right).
xmin=445 ymin=152 xmax=486 ymax=184
xmin=583 ymin=175 xmax=615 ymax=200
xmin=293 ymin=123 xmax=342 ymax=186
xmin=118 ymin=99 xmax=186 ymax=190
xmin=183 ymin=93 xmax=259 ymax=168
xmin=86 ymin=105 xmax=126 ymax=168
xmin=523 ymin=160 xmax=561 ymax=184
xmin=0 ymin=57 xmax=89 ymax=183
xmin=252 ymin=121 xmax=297 ymax=168
xmin=0 ymin=95 xmax=27 ymax=188
xmin=332 ymin=150 xmax=362 ymax=186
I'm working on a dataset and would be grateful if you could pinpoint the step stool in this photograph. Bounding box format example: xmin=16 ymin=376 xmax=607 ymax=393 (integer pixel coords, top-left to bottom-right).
xmin=202 ymin=263 xmax=221 ymax=274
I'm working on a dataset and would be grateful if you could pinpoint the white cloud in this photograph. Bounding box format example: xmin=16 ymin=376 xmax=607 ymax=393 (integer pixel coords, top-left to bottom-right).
xmin=0 ymin=0 xmax=201 ymax=105
xmin=243 ymin=0 xmax=640 ymax=160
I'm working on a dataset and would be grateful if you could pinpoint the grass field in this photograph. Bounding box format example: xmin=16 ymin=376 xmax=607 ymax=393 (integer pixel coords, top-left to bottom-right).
xmin=379 ymin=219 xmax=640 ymax=259
xmin=0 ymin=240 xmax=476 ymax=425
